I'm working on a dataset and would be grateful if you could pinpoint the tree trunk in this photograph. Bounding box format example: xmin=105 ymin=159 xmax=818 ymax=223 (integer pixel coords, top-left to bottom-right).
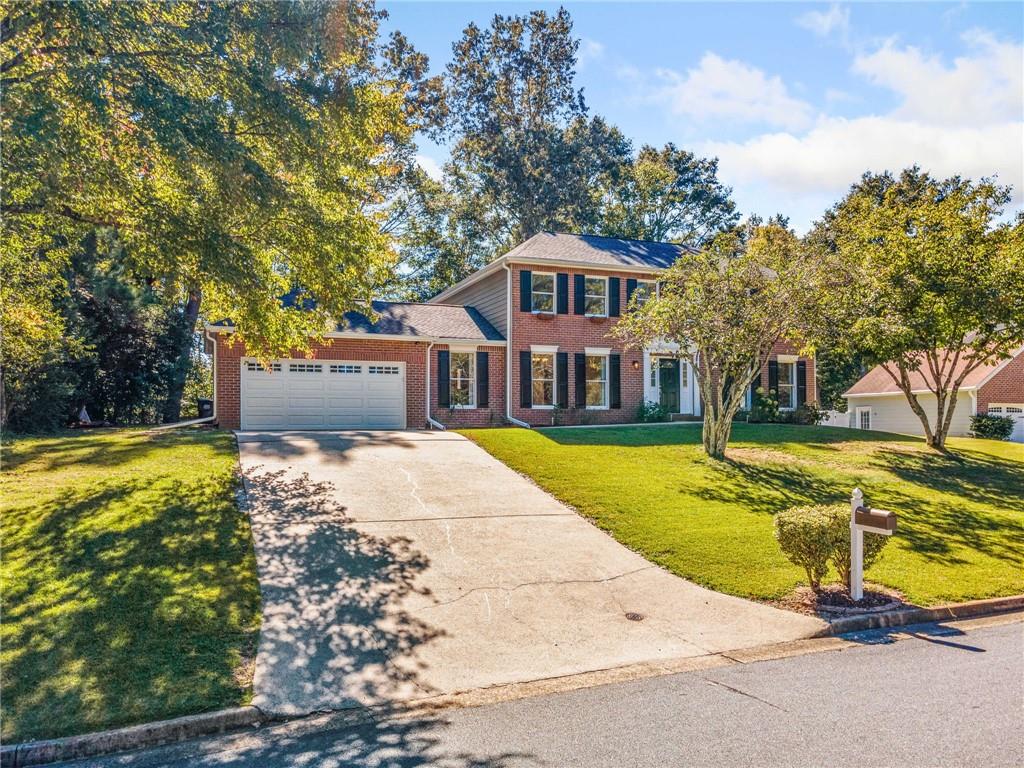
xmin=702 ymin=414 xmax=733 ymax=459
xmin=161 ymin=287 xmax=201 ymax=424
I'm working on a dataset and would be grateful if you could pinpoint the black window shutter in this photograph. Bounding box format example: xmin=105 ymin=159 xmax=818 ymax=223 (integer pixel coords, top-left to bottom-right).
xmin=750 ymin=376 xmax=760 ymax=406
xmin=519 ymin=351 xmax=532 ymax=408
xmin=519 ymin=270 xmax=532 ymax=312
xmin=557 ymin=352 xmax=569 ymax=408
xmin=573 ymin=274 xmax=585 ymax=315
xmin=574 ymin=353 xmax=586 ymax=407
xmin=609 ymin=277 xmax=620 ymax=316
xmin=556 ymin=273 xmax=569 ymax=314
xmin=768 ymin=359 xmax=779 ymax=394
xmin=625 ymin=278 xmax=638 ymax=307
xmin=438 ymin=350 xmax=451 ymax=408
xmin=476 ymin=351 xmax=489 ymax=408
xmin=609 ymin=354 xmax=621 ymax=409
xmin=796 ymin=360 xmax=807 ymax=406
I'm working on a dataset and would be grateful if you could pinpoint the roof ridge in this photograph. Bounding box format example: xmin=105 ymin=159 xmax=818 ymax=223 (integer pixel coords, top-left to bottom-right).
xmin=545 ymin=230 xmax=695 ymax=250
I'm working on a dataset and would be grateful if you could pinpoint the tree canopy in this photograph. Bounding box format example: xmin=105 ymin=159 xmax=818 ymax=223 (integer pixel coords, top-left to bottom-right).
xmin=615 ymin=224 xmax=820 ymax=458
xmin=806 ymin=168 xmax=1024 ymax=449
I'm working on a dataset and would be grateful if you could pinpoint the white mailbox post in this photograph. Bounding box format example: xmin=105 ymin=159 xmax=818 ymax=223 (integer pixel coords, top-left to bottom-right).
xmin=850 ymin=487 xmax=897 ymax=601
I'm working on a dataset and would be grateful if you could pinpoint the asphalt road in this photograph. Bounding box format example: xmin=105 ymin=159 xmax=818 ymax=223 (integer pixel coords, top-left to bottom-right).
xmin=66 ymin=620 xmax=1023 ymax=768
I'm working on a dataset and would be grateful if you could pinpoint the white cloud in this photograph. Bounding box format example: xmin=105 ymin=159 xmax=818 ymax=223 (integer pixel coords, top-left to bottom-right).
xmin=699 ymin=30 xmax=1023 ymax=231
xmin=796 ymin=4 xmax=850 ymax=38
xmin=649 ymin=53 xmax=814 ymax=130
xmin=578 ymin=38 xmax=605 ymax=69
xmin=852 ymin=31 xmax=1023 ymax=127
xmin=415 ymin=154 xmax=443 ymax=181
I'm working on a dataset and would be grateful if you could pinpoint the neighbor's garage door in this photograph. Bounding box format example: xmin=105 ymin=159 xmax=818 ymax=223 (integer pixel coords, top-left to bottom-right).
xmin=988 ymin=404 xmax=1024 ymax=443
xmin=240 ymin=359 xmax=406 ymax=430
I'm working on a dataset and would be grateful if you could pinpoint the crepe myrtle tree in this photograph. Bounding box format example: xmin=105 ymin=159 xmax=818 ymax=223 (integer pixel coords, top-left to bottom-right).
xmin=807 ymin=169 xmax=1024 ymax=451
xmin=615 ymin=224 xmax=819 ymax=459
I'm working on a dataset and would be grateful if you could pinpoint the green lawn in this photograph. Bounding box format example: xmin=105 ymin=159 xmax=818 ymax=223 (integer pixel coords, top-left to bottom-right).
xmin=462 ymin=424 xmax=1023 ymax=606
xmin=0 ymin=428 xmax=261 ymax=743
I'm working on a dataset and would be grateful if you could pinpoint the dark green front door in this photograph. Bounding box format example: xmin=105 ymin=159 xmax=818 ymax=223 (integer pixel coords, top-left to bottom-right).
xmin=658 ymin=359 xmax=680 ymax=413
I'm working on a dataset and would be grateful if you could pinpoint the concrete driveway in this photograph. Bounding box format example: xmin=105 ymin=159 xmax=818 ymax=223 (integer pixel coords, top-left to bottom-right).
xmin=236 ymin=430 xmax=825 ymax=716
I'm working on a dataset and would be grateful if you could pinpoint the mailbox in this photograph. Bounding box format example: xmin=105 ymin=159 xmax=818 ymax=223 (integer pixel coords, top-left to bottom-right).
xmin=854 ymin=506 xmax=896 ymax=535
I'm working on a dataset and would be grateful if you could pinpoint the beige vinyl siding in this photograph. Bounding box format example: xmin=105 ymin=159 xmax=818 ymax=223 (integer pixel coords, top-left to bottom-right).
xmin=847 ymin=391 xmax=975 ymax=437
xmin=440 ymin=269 xmax=508 ymax=335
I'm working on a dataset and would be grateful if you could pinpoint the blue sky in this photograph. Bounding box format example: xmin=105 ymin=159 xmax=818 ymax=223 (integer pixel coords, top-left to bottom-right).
xmin=380 ymin=2 xmax=1023 ymax=234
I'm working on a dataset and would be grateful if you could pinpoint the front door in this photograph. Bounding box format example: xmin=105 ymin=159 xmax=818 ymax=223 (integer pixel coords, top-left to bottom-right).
xmin=658 ymin=359 xmax=680 ymax=413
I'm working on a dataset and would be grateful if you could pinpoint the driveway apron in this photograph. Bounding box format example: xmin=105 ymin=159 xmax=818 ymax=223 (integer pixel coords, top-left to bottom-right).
xmin=236 ymin=430 xmax=825 ymax=715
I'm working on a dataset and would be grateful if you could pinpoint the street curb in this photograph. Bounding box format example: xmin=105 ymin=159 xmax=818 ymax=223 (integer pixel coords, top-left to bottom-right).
xmin=815 ymin=594 xmax=1024 ymax=636
xmin=0 ymin=706 xmax=263 ymax=768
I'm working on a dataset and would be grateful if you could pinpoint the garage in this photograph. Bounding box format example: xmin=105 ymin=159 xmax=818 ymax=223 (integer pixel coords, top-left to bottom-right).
xmin=240 ymin=358 xmax=406 ymax=430
xmin=987 ymin=404 xmax=1024 ymax=443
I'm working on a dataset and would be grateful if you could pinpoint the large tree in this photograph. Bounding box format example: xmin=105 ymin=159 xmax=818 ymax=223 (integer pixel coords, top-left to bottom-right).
xmin=615 ymin=224 xmax=821 ymax=459
xmin=599 ymin=143 xmax=739 ymax=245
xmin=441 ymin=9 xmax=630 ymax=258
xmin=1 ymin=0 xmax=436 ymax=422
xmin=807 ymin=168 xmax=1024 ymax=450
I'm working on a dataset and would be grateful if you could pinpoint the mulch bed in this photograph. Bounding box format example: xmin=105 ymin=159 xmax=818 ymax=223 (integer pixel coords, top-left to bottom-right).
xmin=774 ymin=583 xmax=908 ymax=617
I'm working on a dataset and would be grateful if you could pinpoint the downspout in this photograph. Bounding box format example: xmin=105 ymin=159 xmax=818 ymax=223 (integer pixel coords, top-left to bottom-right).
xmin=425 ymin=340 xmax=446 ymax=431
xmin=503 ymin=262 xmax=531 ymax=429
xmin=205 ymin=327 xmax=218 ymax=424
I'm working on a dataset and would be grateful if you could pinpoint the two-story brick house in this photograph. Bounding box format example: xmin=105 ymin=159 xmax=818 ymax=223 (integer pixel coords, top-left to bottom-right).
xmin=207 ymin=232 xmax=815 ymax=430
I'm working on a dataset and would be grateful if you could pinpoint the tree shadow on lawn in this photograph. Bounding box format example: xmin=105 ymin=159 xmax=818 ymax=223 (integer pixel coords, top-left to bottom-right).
xmin=1 ymin=472 xmax=262 ymax=743
xmin=696 ymin=449 xmax=1022 ymax=569
xmin=241 ymin=468 xmax=444 ymax=712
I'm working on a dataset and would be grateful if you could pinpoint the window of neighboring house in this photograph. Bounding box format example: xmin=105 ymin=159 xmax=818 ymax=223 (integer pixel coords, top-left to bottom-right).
xmin=585 ymin=354 xmax=608 ymax=408
xmin=777 ymin=360 xmax=796 ymax=409
xmin=531 ymin=352 xmax=555 ymax=407
xmin=632 ymin=280 xmax=657 ymax=307
xmin=450 ymin=352 xmax=475 ymax=407
xmin=584 ymin=276 xmax=608 ymax=316
xmin=531 ymin=272 xmax=555 ymax=313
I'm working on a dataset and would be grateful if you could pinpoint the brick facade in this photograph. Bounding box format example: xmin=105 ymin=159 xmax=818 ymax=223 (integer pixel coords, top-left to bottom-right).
xmin=976 ymin=351 xmax=1024 ymax=412
xmin=430 ymin=344 xmax=508 ymax=429
xmin=213 ymin=334 xmax=431 ymax=430
xmin=508 ymin=265 xmax=646 ymax=426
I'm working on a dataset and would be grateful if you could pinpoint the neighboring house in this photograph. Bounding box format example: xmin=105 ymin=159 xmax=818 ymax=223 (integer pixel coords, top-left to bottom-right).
xmin=843 ymin=347 xmax=1024 ymax=442
xmin=206 ymin=232 xmax=816 ymax=430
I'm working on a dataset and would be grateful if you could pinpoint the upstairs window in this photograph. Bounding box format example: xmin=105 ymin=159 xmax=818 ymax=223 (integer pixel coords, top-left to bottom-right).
xmin=450 ymin=352 xmax=475 ymax=407
xmin=531 ymin=273 xmax=555 ymax=313
xmin=584 ymin=277 xmax=608 ymax=316
xmin=633 ymin=280 xmax=657 ymax=307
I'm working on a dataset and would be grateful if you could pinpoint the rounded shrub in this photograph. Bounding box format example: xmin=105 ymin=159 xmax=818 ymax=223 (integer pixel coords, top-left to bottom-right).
xmin=824 ymin=504 xmax=891 ymax=588
xmin=773 ymin=505 xmax=835 ymax=591
xmin=971 ymin=414 xmax=1015 ymax=441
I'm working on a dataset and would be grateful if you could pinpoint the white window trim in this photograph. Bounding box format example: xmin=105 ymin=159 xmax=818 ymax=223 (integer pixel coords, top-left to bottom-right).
xmin=776 ymin=356 xmax=798 ymax=411
xmin=583 ymin=275 xmax=609 ymax=317
xmin=530 ymin=350 xmax=556 ymax=409
xmin=584 ymin=352 xmax=610 ymax=410
xmin=449 ymin=350 xmax=476 ymax=409
xmin=530 ymin=271 xmax=556 ymax=314
xmin=633 ymin=279 xmax=658 ymax=307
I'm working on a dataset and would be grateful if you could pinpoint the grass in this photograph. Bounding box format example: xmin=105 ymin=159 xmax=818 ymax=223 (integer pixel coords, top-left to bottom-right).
xmin=462 ymin=424 xmax=1024 ymax=606
xmin=0 ymin=428 xmax=261 ymax=744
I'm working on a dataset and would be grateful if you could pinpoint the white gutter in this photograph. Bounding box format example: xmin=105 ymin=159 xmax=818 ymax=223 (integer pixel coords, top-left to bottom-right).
xmin=204 ymin=327 xmax=218 ymax=423
xmin=424 ymin=341 xmax=446 ymax=431
xmin=502 ymin=262 xmax=531 ymax=429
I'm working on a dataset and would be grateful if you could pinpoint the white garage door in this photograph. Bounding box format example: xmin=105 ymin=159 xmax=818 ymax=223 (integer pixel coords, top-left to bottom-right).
xmin=240 ymin=359 xmax=406 ymax=430
xmin=988 ymin=404 xmax=1024 ymax=443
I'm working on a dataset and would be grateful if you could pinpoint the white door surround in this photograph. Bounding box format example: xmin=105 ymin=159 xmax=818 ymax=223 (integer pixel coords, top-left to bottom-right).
xmin=856 ymin=406 xmax=872 ymax=431
xmin=643 ymin=349 xmax=696 ymax=415
xmin=240 ymin=358 xmax=406 ymax=430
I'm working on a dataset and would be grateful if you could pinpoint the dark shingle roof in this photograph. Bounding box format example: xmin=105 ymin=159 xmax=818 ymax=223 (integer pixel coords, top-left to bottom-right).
xmin=504 ymin=232 xmax=696 ymax=270
xmin=338 ymin=301 xmax=504 ymax=342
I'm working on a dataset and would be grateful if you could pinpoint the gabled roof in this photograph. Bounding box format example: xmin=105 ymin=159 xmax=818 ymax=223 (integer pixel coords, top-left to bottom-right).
xmin=844 ymin=347 xmax=1022 ymax=397
xmin=209 ymin=296 xmax=505 ymax=343
xmin=339 ymin=301 xmax=504 ymax=342
xmin=505 ymin=232 xmax=696 ymax=270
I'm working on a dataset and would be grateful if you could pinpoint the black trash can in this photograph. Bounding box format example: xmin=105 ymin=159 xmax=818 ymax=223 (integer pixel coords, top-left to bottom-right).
xmin=197 ymin=398 xmax=214 ymax=419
